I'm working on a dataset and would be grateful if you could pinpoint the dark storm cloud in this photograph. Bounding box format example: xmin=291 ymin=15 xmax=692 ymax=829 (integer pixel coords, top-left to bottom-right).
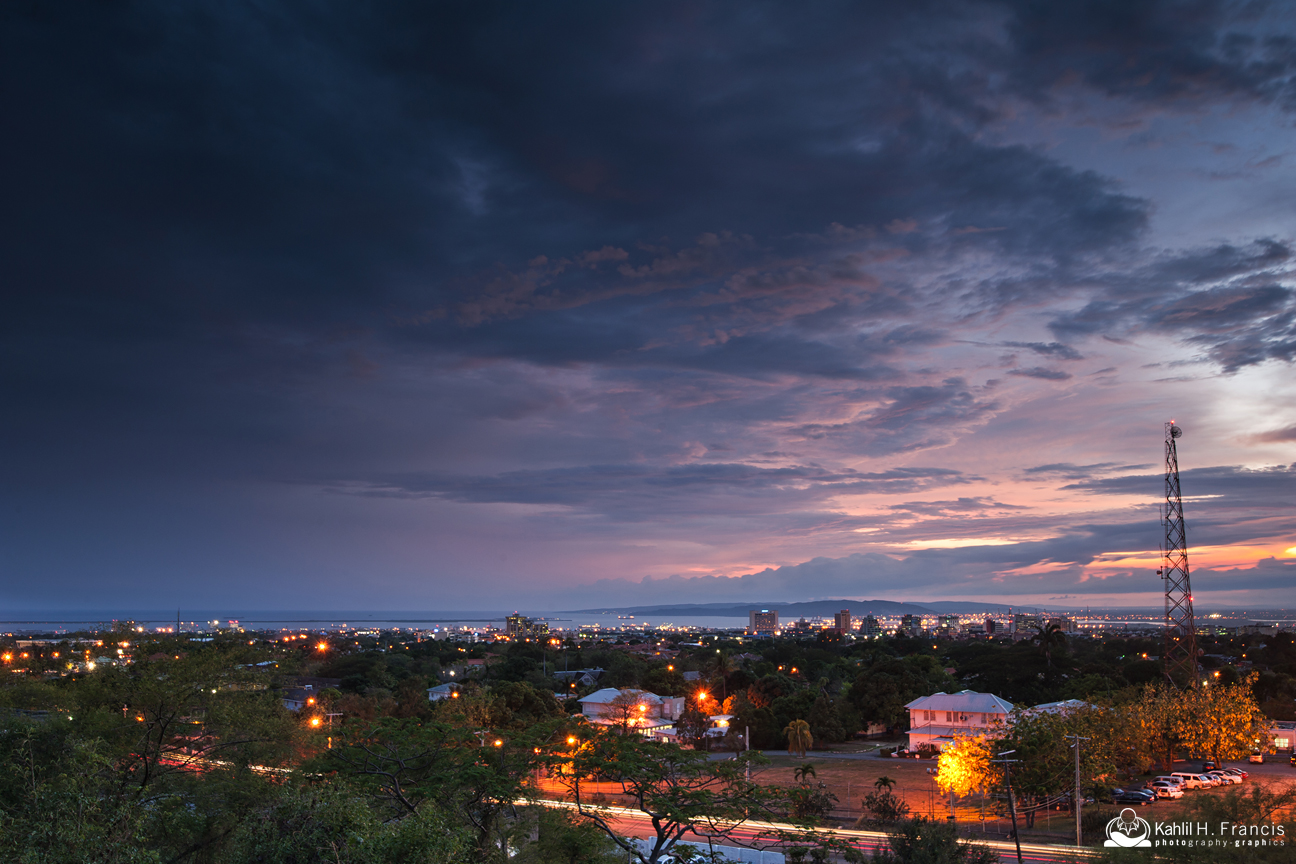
xmin=791 ymin=379 xmax=1001 ymax=455
xmin=1248 ymin=424 xmax=1296 ymax=443
xmin=1048 ymin=240 xmax=1295 ymax=372
xmin=1024 ymin=462 xmax=1152 ymax=479
xmin=887 ymin=497 xmax=1030 ymax=516
xmin=336 ymin=464 xmax=971 ymax=518
xmin=1007 ymin=367 xmax=1072 ymax=381
xmin=1001 ymin=0 xmax=1296 ymax=110
xmin=1002 ymin=341 xmax=1084 ymax=360
xmin=1063 ymin=463 xmax=1296 ymax=500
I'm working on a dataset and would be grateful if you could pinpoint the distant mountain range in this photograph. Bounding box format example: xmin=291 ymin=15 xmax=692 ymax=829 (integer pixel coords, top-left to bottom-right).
xmin=566 ymin=599 xmax=1054 ymax=618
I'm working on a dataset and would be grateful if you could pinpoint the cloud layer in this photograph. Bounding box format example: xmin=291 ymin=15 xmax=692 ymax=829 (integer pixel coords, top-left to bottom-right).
xmin=2 ymin=1 xmax=1295 ymax=610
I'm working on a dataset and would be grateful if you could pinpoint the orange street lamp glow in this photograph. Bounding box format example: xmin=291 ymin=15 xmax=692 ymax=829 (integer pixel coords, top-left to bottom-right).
xmin=307 ymin=697 xmax=316 ymax=706
xmin=451 ymin=691 xmax=460 ymax=699
xmin=310 ymin=717 xmax=322 ymax=727
xmin=567 ymin=736 xmax=577 ymax=745
xmin=493 ymin=739 xmax=503 ymax=747
xmin=316 ymin=642 xmax=328 ymax=652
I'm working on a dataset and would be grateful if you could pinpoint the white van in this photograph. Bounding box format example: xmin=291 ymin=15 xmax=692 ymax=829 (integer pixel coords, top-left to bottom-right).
xmin=1171 ymin=772 xmax=1205 ymax=789
xmin=1152 ymin=775 xmax=1185 ymax=789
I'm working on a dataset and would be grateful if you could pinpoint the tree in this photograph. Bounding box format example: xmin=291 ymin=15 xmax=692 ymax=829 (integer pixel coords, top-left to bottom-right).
xmin=995 ymin=706 xmax=1115 ymax=828
xmin=1174 ymin=674 xmax=1269 ymax=763
xmin=860 ymin=786 xmax=910 ymax=827
xmin=220 ymin=780 xmax=471 ymax=864
xmin=0 ymin=730 xmax=158 ymax=864
xmin=785 ymin=719 xmax=813 ymax=757
xmin=512 ymin=807 xmax=623 ymax=864
xmin=323 ymin=716 xmax=555 ymax=860
xmin=606 ymin=690 xmax=654 ymax=734
xmin=548 ymin=727 xmax=785 ymax=864
xmin=1031 ymin=624 xmax=1067 ymax=670
xmin=935 ymin=734 xmax=993 ymax=798
xmin=787 ymin=761 xmax=837 ymax=822
xmin=870 ymin=819 xmax=998 ymax=864
xmin=675 ymin=703 xmax=711 ymax=750
xmin=848 ymin=658 xmax=952 ymax=732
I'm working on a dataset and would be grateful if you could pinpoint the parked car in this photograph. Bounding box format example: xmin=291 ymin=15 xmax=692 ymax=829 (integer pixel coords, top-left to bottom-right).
xmin=1171 ymin=772 xmax=1205 ymax=789
xmin=1202 ymin=760 xmax=1219 ymax=771
xmin=1290 ymin=753 xmax=1296 ymax=768
xmin=1152 ymin=775 xmax=1186 ymax=790
xmin=1249 ymin=753 xmax=1265 ymax=764
xmin=1146 ymin=781 xmax=1184 ymax=799
xmin=1209 ymin=771 xmax=1242 ymax=785
xmin=1220 ymin=767 xmax=1248 ymax=780
xmin=1113 ymin=788 xmax=1157 ymax=805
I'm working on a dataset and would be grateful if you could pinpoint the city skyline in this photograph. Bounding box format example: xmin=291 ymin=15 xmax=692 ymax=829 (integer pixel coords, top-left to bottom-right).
xmin=3 ymin=3 xmax=1295 ymax=612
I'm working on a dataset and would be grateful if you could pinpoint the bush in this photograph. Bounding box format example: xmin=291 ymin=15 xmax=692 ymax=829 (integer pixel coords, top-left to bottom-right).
xmin=871 ymin=819 xmax=998 ymax=864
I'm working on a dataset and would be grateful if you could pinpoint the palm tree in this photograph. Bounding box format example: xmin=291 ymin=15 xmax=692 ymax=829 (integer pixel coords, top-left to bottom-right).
xmin=794 ymin=763 xmax=817 ymax=785
xmin=784 ymin=718 xmax=813 ymax=757
xmin=874 ymin=775 xmax=896 ymax=793
xmin=1031 ymin=623 xmax=1066 ymax=668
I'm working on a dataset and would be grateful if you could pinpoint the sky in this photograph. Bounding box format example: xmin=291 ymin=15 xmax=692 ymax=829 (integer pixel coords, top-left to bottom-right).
xmin=2 ymin=1 xmax=1296 ymax=613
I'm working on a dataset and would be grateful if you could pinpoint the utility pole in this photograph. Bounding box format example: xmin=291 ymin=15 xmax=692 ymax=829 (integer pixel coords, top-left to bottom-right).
xmin=992 ymin=750 xmax=1023 ymax=864
xmin=1066 ymin=734 xmax=1090 ymax=847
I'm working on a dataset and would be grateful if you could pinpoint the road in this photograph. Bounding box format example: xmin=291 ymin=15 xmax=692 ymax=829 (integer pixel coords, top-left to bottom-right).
xmin=522 ymin=797 xmax=1095 ymax=863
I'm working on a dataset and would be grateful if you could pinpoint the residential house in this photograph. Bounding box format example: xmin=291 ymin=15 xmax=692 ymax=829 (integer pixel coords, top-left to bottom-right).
xmin=427 ymin=683 xmax=461 ymax=701
xmin=905 ymin=690 xmax=1012 ymax=752
xmin=554 ymin=668 xmax=604 ymax=687
xmin=577 ymin=687 xmax=686 ymax=739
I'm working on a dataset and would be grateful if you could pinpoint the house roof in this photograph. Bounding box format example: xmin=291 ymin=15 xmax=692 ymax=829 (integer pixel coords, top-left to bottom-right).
xmin=1027 ymin=699 xmax=1095 ymax=715
xmin=578 ymin=687 xmax=661 ymax=705
xmin=905 ymin=690 xmax=1013 ymax=713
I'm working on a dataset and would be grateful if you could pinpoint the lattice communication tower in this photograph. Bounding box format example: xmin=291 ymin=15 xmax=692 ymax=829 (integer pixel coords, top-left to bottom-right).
xmin=1160 ymin=421 xmax=1197 ymax=688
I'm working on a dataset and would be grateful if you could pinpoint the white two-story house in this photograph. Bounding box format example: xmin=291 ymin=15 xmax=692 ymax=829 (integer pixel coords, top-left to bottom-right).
xmin=904 ymin=690 xmax=1012 ymax=752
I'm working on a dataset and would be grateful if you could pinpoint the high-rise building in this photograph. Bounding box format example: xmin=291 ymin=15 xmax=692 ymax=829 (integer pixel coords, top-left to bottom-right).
xmin=984 ymin=618 xmax=998 ymax=636
xmin=900 ymin=614 xmax=922 ymax=637
xmin=834 ymin=609 xmax=851 ymax=634
xmin=860 ymin=615 xmax=881 ymax=638
xmin=1011 ymin=613 xmax=1041 ymax=634
xmin=749 ymin=609 xmax=779 ymax=635
xmin=506 ymin=614 xmax=549 ymax=641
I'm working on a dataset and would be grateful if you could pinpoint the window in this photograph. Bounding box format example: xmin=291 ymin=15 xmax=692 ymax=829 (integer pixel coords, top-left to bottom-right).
xmin=945 ymin=711 xmax=953 ymax=722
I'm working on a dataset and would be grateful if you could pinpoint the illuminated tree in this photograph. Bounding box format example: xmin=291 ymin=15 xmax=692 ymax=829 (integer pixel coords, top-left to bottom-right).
xmin=935 ymin=735 xmax=992 ymax=798
xmin=785 ymin=719 xmax=813 ymax=758
xmin=1174 ymin=674 xmax=1269 ymax=763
